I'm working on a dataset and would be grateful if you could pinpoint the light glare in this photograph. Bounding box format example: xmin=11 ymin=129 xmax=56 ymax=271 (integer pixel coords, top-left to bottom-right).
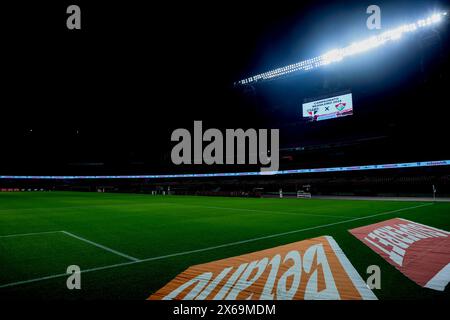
xmin=236 ymin=12 xmax=446 ymax=85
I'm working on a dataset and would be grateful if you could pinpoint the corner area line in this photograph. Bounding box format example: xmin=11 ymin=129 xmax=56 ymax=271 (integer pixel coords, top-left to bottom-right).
xmin=0 ymin=203 xmax=432 ymax=289
xmin=61 ymin=231 xmax=140 ymax=262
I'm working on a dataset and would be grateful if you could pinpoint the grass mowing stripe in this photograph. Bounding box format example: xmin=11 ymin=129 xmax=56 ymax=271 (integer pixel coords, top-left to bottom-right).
xmin=0 ymin=200 xmax=354 ymax=222
xmin=0 ymin=201 xmax=351 ymax=218
xmin=0 ymin=202 xmax=171 ymax=212
xmin=61 ymin=231 xmax=140 ymax=262
xmin=0 ymin=202 xmax=431 ymax=289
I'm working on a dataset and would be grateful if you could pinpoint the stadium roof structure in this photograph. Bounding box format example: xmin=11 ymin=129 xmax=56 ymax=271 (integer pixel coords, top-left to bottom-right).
xmin=235 ymin=12 xmax=448 ymax=86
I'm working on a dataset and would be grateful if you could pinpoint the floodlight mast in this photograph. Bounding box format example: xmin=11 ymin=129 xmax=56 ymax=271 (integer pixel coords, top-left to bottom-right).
xmin=234 ymin=12 xmax=448 ymax=86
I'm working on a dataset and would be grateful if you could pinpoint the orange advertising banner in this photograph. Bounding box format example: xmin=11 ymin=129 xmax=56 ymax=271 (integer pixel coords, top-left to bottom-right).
xmin=148 ymin=236 xmax=376 ymax=300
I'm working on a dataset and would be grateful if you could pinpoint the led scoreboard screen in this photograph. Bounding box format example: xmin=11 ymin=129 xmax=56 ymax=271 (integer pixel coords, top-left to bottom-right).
xmin=302 ymin=92 xmax=353 ymax=122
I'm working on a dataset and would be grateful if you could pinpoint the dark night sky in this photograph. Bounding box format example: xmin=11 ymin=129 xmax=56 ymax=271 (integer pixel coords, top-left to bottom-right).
xmin=1 ymin=0 xmax=449 ymax=174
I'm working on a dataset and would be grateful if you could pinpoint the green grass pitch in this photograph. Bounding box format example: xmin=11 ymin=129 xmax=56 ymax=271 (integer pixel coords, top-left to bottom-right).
xmin=0 ymin=191 xmax=449 ymax=300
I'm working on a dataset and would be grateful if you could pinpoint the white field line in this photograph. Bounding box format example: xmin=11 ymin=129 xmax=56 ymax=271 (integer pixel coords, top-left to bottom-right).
xmin=185 ymin=204 xmax=353 ymax=219
xmin=0 ymin=230 xmax=62 ymax=238
xmin=0 ymin=230 xmax=139 ymax=262
xmin=0 ymin=203 xmax=432 ymax=289
xmin=0 ymin=202 xmax=352 ymax=219
xmin=60 ymin=231 xmax=139 ymax=262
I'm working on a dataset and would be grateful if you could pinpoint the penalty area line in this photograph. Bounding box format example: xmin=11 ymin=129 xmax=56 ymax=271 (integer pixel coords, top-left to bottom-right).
xmin=61 ymin=231 xmax=140 ymax=262
xmin=0 ymin=230 xmax=139 ymax=262
xmin=0 ymin=203 xmax=432 ymax=289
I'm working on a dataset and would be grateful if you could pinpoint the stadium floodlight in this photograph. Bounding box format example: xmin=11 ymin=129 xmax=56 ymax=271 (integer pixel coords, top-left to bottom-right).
xmin=235 ymin=12 xmax=447 ymax=86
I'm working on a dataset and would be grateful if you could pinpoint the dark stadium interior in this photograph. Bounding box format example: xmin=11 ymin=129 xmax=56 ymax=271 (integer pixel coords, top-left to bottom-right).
xmin=1 ymin=0 xmax=449 ymax=195
xmin=1 ymin=1 xmax=450 ymax=306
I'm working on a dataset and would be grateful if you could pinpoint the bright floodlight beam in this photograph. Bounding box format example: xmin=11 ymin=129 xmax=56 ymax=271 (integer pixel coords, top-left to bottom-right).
xmin=235 ymin=12 xmax=447 ymax=86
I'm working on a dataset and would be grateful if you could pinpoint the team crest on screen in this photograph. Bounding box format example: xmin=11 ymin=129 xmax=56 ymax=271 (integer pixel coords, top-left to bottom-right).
xmin=335 ymin=103 xmax=346 ymax=111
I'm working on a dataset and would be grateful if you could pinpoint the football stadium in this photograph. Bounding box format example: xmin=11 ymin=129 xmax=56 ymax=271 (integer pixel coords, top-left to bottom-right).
xmin=1 ymin=0 xmax=450 ymax=305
